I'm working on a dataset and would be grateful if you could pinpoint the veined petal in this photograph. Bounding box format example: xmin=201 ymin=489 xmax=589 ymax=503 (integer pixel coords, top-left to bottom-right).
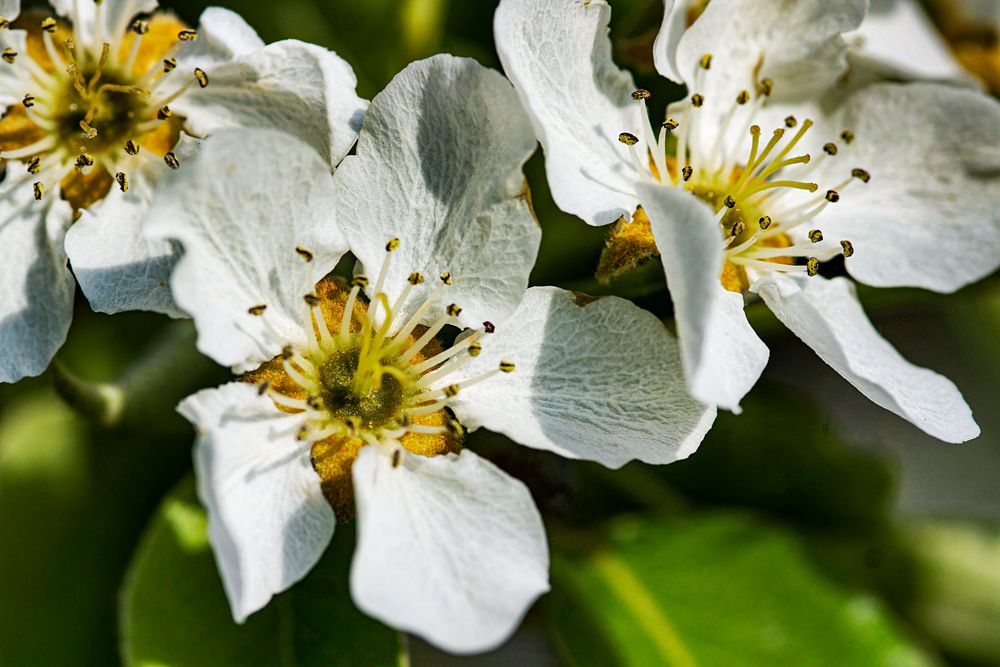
xmin=180 ymin=382 xmax=335 ymax=623
xmin=144 ymin=128 xmax=348 ymax=371
xmin=65 ymin=136 xmax=201 ymax=318
xmin=50 ymin=0 xmax=158 ymax=48
xmin=808 ymin=82 xmax=1000 ymax=293
xmin=448 ymin=286 xmax=717 ymax=469
xmin=637 ymin=181 xmax=769 ymax=412
xmin=754 ymin=274 xmax=980 ymax=444
xmin=172 ymin=38 xmax=367 ymax=168
xmin=179 ymin=7 xmax=265 ymax=67
xmin=333 ymin=54 xmax=539 ymax=330
xmin=0 ymin=186 xmax=74 ymax=383
xmin=653 ymin=0 xmax=693 ymax=83
xmin=351 ymin=445 xmax=549 ymax=654
xmin=847 ymin=0 xmax=969 ymax=82
xmin=494 ymin=0 xmax=643 ymax=226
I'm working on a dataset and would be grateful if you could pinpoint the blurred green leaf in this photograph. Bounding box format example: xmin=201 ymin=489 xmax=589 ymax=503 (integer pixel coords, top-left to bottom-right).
xmin=122 ymin=477 xmax=405 ymax=667
xmin=547 ymin=514 xmax=934 ymax=667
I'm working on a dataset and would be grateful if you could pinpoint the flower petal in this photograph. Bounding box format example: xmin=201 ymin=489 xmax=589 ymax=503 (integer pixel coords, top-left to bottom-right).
xmin=50 ymin=0 xmax=157 ymax=47
xmin=675 ymin=0 xmax=865 ymax=109
xmin=65 ymin=136 xmax=201 ymax=318
xmin=173 ymin=33 xmax=367 ymax=168
xmin=652 ymin=0 xmax=692 ymax=82
xmin=753 ymin=273 xmax=979 ymax=443
xmin=180 ymin=7 xmax=265 ymax=66
xmin=494 ymin=0 xmax=643 ymax=226
xmin=333 ymin=54 xmax=539 ymax=329
xmin=144 ymin=128 xmax=348 ymax=371
xmin=808 ymin=82 xmax=1000 ymax=293
xmin=637 ymin=181 xmax=769 ymax=412
xmin=0 ymin=188 xmax=74 ymax=384
xmin=351 ymin=445 xmax=549 ymax=654
xmin=180 ymin=382 xmax=335 ymax=622
xmin=448 ymin=286 xmax=716 ymax=469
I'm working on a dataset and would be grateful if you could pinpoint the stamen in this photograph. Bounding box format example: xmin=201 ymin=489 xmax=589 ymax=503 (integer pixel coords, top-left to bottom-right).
xmin=806 ymin=258 xmax=820 ymax=276
xmin=164 ymin=152 xmax=180 ymax=169
xmin=840 ymin=240 xmax=854 ymax=257
xmin=295 ymin=246 xmax=314 ymax=262
xmin=115 ymin=171 xmax=128 ymax=192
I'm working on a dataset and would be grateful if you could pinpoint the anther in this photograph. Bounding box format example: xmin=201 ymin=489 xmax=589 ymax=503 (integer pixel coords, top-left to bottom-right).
xmin=851 ymin=168 xmax=870 ymax=183
xmin=352 ymin=275 xmax=369 ymax=287
xmin=483 ymin=321 xmax=496 ymax=333
xmin=41 ymin=17 xmax=58 ymax=33
xmin=736 ymin=90 xmax=750 ymax=105
xmin=157 ymin=106 xmax=172 ymax=120
xmin=295 ymin=246 xmax=314 ymax=262
xmin=662 ymin=118 xmax=679 ymax=131
xmin=303 ymin=293 xmax=320 ymax=307
xmin=468 ymin=342 xmax=482 ymax=357
xmin=391 ymin=450 xmax=402 ymax=468
xmin=446 ymin=304 xmax=462 ymax=317
xmin=396 ymin=414 xmax=411 ymax=428
xmin=681 ymin=165 xmax=693 ymax=181
xmin=194 ymin=68 xmax=208 ymax=87
xmin=164 ymin=152 xmax=180 ymax=169
xmin=447 ymin=418 xmax=466 ymax=437
xmin=26 ymin=157 xmax=40 ymax=174
xmin=822 ymin=142 xmax=838 ymax=156
xmin=80 ymin=120 xmax=98 ymax=138
xmin=163 ymin=58 xmax=176 ymax=73
xmin=618 ymin=132 xmax=638 ymax=146
xmin=691 ymin=93 xmax=704 ymax=107
xmin=345 ymin=417 xmax=360 ymax=437
xmin=21 ymin=94 xmax=34 ymax=108
xmin=824 ymin=190 xmax=840 ymax=203
xmin=808 ymin=229 xmax=823 ymax=243
xmin=499 ymin=360 xmax=516 ymax=373
xmin=296 ymin=426 xmax=309 ymax=441
xmin=758 ymin=216 xmax=772 ymax=230
xmin=840 ymin=240 xmax=854 ymax=257
xmin=248 ymin=304 xmax=267 ymax=316
xmin=124 ymin=140 xmax=140 ymax=155
xmin=0 ymin=18 xmax=8 ymax=29
xmin=840 ymin=130 xmax=855 ymax=144
xmin=750 ymin=124 xmax=761 ymax=136
xmin=385 ymin=237 xmax=400 ymax=252
xmin=407 ymin=272 xmax=424 ymax=285
xmin=306 ymin=395 xmax=323 ymax=410
xmin=257 ymin=381 xmax=270 ymax=396
xmin=75 ymin=153 xmax=94 ymax=171
xmin=699 ymin=53 xmax=712 ymax=70
xmin=281 ymin=345 xmax=294 ymax=360
xmin=724 ymin=195 xmax=736 ymax=208
xmin=177 ymin=29 xmax=198 ymax=41
xmin=32 ymin=182 xmax=44 ymax=200
xmin=131 ymin=19 xmax=149 ymax=34
xmin=806 ymin=258 xmax=820 ymax=276
xmin=730 ymin=221 xmax=745 ymax=238
xmin=631 ymin=89 xmax=651 ymax=101
xmin=759 ymin=78 xmax=774 ymax=96
xmin=115 ymin=171 xmax=128 ymax=192
xmin=784 ymin=115 xmax=797 ymax=128
xmin=440 ymin=272 xmax=453 ymax=285
xmin=1 ymin=48 xmax=16 ymax=63
xmin=443 ymin=384 xmax=460 ymax=398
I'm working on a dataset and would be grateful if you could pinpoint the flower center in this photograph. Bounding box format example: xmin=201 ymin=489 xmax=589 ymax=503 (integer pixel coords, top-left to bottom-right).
xmin=241 ymin=241 xmax=514 ymax=520
xmin=0 ymin=11 xmax=206 ymax=208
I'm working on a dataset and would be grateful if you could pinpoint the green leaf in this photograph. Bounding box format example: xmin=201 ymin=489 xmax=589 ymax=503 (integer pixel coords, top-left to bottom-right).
xmin=547 ymin=514 xmax=933 ymax=667
xmin=122 ymin=477 xmax=406 ymax=667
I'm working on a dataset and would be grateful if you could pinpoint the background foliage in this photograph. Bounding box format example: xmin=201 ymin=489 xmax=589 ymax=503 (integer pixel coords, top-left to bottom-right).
xmin=1 ymin=0 xmax=999 ymax=665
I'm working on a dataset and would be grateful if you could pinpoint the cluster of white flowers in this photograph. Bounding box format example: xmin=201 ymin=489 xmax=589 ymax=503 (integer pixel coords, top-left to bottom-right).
xmin=1 ymin=0 xmax=997 ymax=656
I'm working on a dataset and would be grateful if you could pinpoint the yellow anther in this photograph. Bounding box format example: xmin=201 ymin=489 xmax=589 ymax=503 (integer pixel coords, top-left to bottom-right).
xmin=446 ymin=304 xmax=462 ymax=317
xmin=124 ymin=140 xmax=140 ymax=155
xmin=41 ymin=17 xmax=58 ymax=33
xmin=758 ymin=216 xmax=772 ymax=230
xmin=825 ymin=190 xmax=840 ymax=203
xmin=131 ymin=19 xmax=149 ymax=34
xmin=352 ymin=275 xmax=369 ymax=287
xmin=499 ymin=360 xmax=516 ymax=373
xmin=443 ymin=384 xmax=460 ymax=398
xmin=194 ymin=68 xmax=208 ymax=87
xmin=75 ymin=153 xmax=94 ymax=170
xmin=32 ymin=182 xmax=44 ymax=200
xmin=724 ymin=195 xmax=736 ymax=209
xmin=164 ymin=152 xmax=180 ymax=169
xmin=840 ymin=130 xmax=855 ymax=144
xmin=0 ymin=48 xmax=14 ymax=63
xmin=115 ymin=171 xmax=128 ymax=192
xmin=157 ymin=106 xmax=172 ymax=120
xmin=177 ymin=29 xmax=198 ymax=41
xmin=440 ymin=272 xmax=453 ymax=285
xmin=447 ymin=418 xmax=466 ymax=437
xmin=618 ymin=132 xmax=639 ymax=146
xmin=281 ymin=345 xmax=294 ymax=359
xmin=163 ymin=57 xmax=177 ymax=72
xmin=631 ymin=88 xmax=651 ymax=101
xmin=468 ymin=342 xmax=482 ymax=357
xmin=385 ymin=237 xmax=400 ymax=252
xmin=691 ymin=93 xmax=704 ymax=107
xmin=21 ymin=94 xmax=34 ymax=108
xmin=295 ymin=246 xmax=314 ymax=262
xmin=248 ymin=304 xmax=267 ymax=316
xmin=806 ymin=258 xmax=820 ymax=276
xmin=736 ymin=90 xmax=750 ymax=105
xmin=407 ymin=272 xmax=424 ymax=285
xmin=303 ymin=293 xmax=320 ymax=306
xmin=730 ymin=221 xmax=745 ymax=238
xmin=759 ymin=78 xmax=774 ymax=96
xmin=681 ymin=165 xmax=693 ymax=181
xmin=750 ymin=124 xmax=761 ymax=136
xmin=699 ymin=53 xmax=712 ymax=70
xmin=822 ymin=142 xmax=838 ymax=156
xmin=662 ymin=118 xmax=679 ymax=131
xmin=306 ymin=395 xmax=323 ymax=410
xmin=391 ymin=449 xmax=402 ymax=468
xmin=784 ymin=115 xmax=797 ymax=128
xmin=840 ymin=240 xmax=854 ymax=257
xmin=26 ymin=157 xmax=40 ymax=174
xmin=851 ymin=168 xmax=871 ymax=183
xmin=808 ymin=229 xmax=823 ymax=243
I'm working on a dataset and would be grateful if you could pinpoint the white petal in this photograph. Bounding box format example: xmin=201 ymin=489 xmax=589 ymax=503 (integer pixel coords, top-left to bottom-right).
xmin=637 ymin=181 xmax=769 ymax=412
xmin=0 ymin=29 xmax=27 ymax=108
xmin=0 ymin=187 xmax=74 ymax=384
xmin=180 ymin=7 xmax=265 ymax=67
xmin=65 ymin=136 xmax=201 ymax=317
xmin=448 ymin=286 xmax=716 ymax=469
xmin=0 ymin=0 xmax=19 ymax=22
xmin=144 ymin=128 xmax=348 ymax=371
xmin=675 ymin=0 xmax=865 ymax=108
xmin=351 ymin=445 xmax=548 ymax=654
xmin=180 ymin=382 xmax=335 ymax=622
xmin=50 ymin=0 xmax=157 ymax=47
xmin=846 ymin=0 xmax=969 ymax=82
xmin=808 ymin=82 xmax=1000 ymax=293
xmin=652 ymin=0 xmax=693 ymax=82
xmin=754 ymin=274 xmax=980 ymax=443
xmin=333 ymin=54 xmax=539 ymax=329
xmin=172 ymin=37 xmax=367 ymax=168
xmin=494 ymin=0 xmax=643 ymax=226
